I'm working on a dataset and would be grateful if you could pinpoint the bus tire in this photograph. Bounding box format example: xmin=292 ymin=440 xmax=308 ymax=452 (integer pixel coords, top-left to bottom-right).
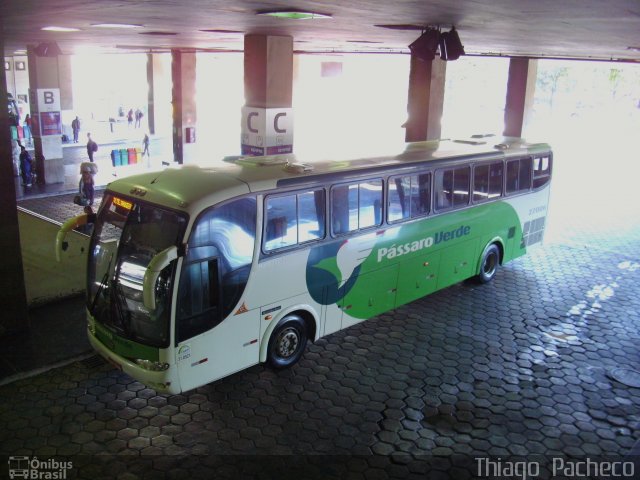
xmin=476 ymin=243 xmax=500 ymax=284
xmin=267 ymin=315 xmax=308 ymax=369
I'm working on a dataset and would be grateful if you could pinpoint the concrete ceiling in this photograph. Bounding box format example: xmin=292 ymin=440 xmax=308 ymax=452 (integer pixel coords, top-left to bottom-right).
xmin=2 ymin=0 xmax=640 ymax=62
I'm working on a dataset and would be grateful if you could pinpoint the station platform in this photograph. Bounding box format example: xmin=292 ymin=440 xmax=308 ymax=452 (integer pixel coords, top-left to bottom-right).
xmin=13 ymin=132 xmax=173 ymax=202
xmin=3 ymin=169 xmax=640 ymax=478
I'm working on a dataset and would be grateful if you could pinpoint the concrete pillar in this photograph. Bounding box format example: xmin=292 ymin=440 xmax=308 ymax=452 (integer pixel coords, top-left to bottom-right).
xmin=147 ymin=53 xmax=161 ymax=135
xmin=27 ymin=46 xmax=69 ymax=184
xmin=58 ymin=55 xmax=73 ymax=111
xmin=503 ymin=58 xmax=538 ymax=138
xmin=0 ymin=24 xmax=30 ymax=336
xmin=405 ymin=55 xmax=447 ymax=142
xmin=241 ymin=35 xmax=294 ymax=156
xmin=171 ymin=50 xmax=197 ymax=164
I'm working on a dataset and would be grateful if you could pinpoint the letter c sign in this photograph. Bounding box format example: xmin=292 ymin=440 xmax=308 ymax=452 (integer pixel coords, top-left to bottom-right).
xmin=247 ymin=112 xmax=259 ymax=133
xmin=274 ymin=112 xmax=287 ymax=133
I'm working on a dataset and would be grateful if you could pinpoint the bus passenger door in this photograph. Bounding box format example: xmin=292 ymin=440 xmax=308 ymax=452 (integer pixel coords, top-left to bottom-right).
xmin=176 ymin=308 xmax=261 ymax=392
xmin=339 ymin=264 xmax=399 ymax=329
xmin=395 ymin=251 xmax=441 ymax=308
xmin=175 ymin=257 xmax=260 ymax=392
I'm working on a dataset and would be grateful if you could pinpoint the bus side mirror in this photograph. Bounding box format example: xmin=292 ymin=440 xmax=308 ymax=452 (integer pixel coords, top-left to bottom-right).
xmin=55 ymin=214 xmax=89 ymax=262
xmin=143 ymin=245 xmax=178 ymax=311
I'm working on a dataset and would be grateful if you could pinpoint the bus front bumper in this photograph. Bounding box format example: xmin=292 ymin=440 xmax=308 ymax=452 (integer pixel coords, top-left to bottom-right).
xmin=87 ymin=325 xmax=181 ymax=395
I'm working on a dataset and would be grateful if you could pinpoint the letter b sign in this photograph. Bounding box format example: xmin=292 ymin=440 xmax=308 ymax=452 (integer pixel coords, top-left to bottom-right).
xmin=37 ymin=88 xmax=60 ymax=112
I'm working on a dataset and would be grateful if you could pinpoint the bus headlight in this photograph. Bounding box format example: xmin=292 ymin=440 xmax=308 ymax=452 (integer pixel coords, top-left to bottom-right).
xmin=135 ymin=359 xmax=170 ymax=371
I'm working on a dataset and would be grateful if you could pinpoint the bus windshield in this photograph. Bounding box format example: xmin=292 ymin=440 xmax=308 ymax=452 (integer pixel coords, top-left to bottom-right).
xmin=88 ymin=193 xmax=187 ymax=347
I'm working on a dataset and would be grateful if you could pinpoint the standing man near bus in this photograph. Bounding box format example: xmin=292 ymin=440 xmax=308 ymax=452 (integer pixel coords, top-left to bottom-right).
xmin=19 ymin=144 xmax=33 ymax=187
xmin=142 ymin=133 xmax=150 ymax=157
xmin=86 ymin=133 xmax=98 ymax=162
xmin=72 ymin=116 xmax=81 ymax=143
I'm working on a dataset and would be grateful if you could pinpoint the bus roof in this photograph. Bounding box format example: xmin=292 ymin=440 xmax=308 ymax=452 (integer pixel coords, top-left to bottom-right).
xmin=230 ymin=136 xmax=550 ymax=191
xmin=106 ymin=137 xmax=550 ymax=212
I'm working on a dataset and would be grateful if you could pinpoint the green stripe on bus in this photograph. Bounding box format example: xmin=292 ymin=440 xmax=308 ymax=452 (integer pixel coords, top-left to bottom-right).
xmin=306 ymin=201 xmax=524 ymax=319
xmin=94 ymin=321 xmax=160 ymax=361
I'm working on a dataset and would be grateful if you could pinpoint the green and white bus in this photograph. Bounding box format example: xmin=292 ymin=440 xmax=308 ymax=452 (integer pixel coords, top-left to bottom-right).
xmin=57 ymin=137 xmax=552 ymax=394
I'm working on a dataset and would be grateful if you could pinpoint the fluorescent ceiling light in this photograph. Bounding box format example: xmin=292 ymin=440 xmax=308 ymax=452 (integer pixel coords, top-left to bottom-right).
xmin=374 ymin=24 xmax=424 ymax=31
xmin=92 ymin=23 xmax=143 ymax=29
xmin=138 ymin=31 xmax=178 ymax=36
xmin=14 ymin=50 xmax=27 ymax=55
xmin=257 ymin=10 xmax=331 ymax=20
xmin=200 ymin=29 xmax=243 ymax=34
xmin=41 ymin=26 xmax=81 ymax=32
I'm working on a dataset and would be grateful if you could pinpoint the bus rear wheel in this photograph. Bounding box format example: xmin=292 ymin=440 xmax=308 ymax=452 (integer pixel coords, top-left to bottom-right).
xmin=267 ymin=315 xmax=308 ymax=369
xmin=476 ymin=243 xmax=500 ymax=284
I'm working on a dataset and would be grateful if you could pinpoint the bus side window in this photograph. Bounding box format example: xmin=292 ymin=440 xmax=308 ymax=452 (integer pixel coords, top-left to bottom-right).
xmin=298 ymin=189 xmax=325 ymax=243
xmin=473 ymin=164 xmax=489 ymax=202
xmin=414 ymin=173 xmax=431 ymax=216
xmin=265 ymin=189 xmax=325 ymax=251
xmin=436 ymin=167 xmax=468 ymax=210
xmin=532 ymin=156 xmax=551 ymax=188
xmin=332 ymin=180 xmax=382 ymax=235
xmin=519 ymin=158 xmax=532 ymax=190
xmin=359 ymin=179 xmax=383 ymax=229
xmin=489 ymin=162 xmax=504 ymax=198
xmin=435 ymin=169 xmax=453 ymax=210
xmin=265 ymin=195 xmax=297 ymax=250
xmin=507 ymin=157 xmax=532 ymax=194
xmin=474 ymin=162 xmax=503 ymax=202
xmin=453 ymin=166 xmax=470 ymax=207
xmin=388 ymin=176 xmax=411 ymax=223
xmin=388 ymin=173 xmax=430 ymax=223
xmin=332 ymin=184 xmax=358 ymax=234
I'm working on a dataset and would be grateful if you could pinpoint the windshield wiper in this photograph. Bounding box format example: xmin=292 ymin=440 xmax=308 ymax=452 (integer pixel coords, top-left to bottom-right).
xmin=112 ymin=279 xmax=133 ymax=337
xmin=90 ymin=253 xmax=113 ymax=317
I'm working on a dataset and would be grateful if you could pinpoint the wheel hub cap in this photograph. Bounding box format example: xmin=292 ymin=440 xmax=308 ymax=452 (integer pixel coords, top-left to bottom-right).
xmin=277 ymin=328 xmax=299 ymax=358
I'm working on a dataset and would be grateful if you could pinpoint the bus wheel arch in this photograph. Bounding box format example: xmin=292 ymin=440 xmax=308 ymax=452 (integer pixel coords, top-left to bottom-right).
xmin=293 ymin=309 xmax=317 ymax=343
xmin=266 ymin=313 xmax=309 ymax=369
xmin=476 ymin=241 xmax=502 ymax=284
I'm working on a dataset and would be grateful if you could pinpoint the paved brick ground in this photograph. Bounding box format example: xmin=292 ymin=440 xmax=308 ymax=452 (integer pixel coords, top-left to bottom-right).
xmin=5 ymin=185 xmax=640 ymax=478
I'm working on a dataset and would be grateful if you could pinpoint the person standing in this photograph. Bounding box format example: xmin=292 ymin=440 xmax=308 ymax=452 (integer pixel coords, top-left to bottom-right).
xmin=86 ymin=133 xmax=98 ymax=162
xmin=79 ymin=163 xmax=96 ymax=206
xmin=19 ymin=145 xmax=33 ymax=187
xmin=23 ymin=114 xmax=32 ymax=146
xmin=127 ymin=109 xmax=134 ymax=128
xmin=142 ymin=133 xmax=150 ymax=157
xmin=72 ymin=116 xmax=81 ymax=143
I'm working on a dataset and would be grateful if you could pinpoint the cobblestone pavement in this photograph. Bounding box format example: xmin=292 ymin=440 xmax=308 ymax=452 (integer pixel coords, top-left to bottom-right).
xmin=5 ymin=192 xmax=640 ymax=478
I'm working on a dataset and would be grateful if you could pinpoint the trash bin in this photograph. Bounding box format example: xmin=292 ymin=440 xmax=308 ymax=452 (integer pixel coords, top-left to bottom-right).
xmin=128 ymin=148 xmax=137 ymax=164
xmin=119 ymin=149 xmax=128 ymax=166
xmin=135 ymin=147 xmax=142 ymax=163
xmin=111 ymin=149 xmax=118 ymax=167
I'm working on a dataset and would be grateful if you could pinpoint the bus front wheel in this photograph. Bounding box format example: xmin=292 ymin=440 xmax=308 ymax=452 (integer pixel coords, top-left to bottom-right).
xmin=476 ymin=244 xmax=500 ymax=284
xmin=267 ymin=315 xmax=308 ymax=369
